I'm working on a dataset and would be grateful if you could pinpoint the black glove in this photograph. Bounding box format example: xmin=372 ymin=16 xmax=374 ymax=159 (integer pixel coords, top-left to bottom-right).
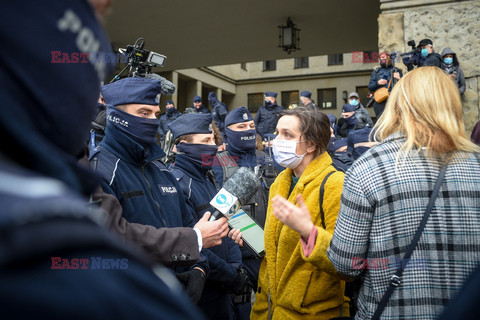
xmin=232 ymin=267 xmax=251 ymax=295
xmin=175 ymin=269 xmax=206 ymax=303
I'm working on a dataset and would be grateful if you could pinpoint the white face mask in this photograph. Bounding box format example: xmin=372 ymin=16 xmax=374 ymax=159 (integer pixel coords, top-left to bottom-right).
xmin=273 ymin=139 xmax=307 ymax=169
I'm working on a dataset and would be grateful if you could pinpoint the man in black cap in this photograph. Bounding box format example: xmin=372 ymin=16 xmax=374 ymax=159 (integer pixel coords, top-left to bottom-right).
xmin=334 ymin=104 xmax=367 ymax=138
xmin=91 ymin=76 xmax=230 ymax=303
xmin=169 ymin=113 xmax=250 ymax=320
xmin=417 ymin=38 xmax=442 ymax=68
xmin=299 ymin=91 xmax=318 ymax=109
xmin=254 ymin=91 xmax=284 ymax=138
xmin=0 ymin=0 xmax=207 ymax=318
xmin=185 ymin=96 xmax=212 ymax=114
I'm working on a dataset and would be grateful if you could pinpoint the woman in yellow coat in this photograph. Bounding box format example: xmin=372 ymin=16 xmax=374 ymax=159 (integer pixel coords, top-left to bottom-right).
xmin=249 ymin=107 xmax=349 ymax=319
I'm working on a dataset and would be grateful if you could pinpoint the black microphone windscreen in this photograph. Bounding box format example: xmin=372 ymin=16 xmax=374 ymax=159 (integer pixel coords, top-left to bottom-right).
xmin=223 ymin=167 xmax=260 ymax=205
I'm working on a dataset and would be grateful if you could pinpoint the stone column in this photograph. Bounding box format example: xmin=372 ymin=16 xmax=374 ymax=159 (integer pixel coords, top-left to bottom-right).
xmin=171 ymin=71 xmax=179 ymax=106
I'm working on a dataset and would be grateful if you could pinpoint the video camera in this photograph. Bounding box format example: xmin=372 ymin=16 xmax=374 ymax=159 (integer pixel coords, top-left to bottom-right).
xmin=111 ymin=38 xmax=167 ymax=81
xmin=399 ymin=40 xmax=421 ymax=71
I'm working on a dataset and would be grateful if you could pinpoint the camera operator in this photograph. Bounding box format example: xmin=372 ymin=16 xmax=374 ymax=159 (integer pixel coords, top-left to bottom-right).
xmin=417 ymin=38 xmax=442 ymax=68
xmin=368 ymin=51 xmax=402 ymax=119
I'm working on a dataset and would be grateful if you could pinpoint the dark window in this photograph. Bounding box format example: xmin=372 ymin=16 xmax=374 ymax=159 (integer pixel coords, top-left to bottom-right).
xmin=355 ymin=86 xmax=370 ymax=107
xmin=263 ymin=60 xmax=276 ymax=71
xmin=327 ymin=54 xmax=343 ymax=66
xmin=281 ymin=91 xmax=299 ymax=109
xmin=294 ymin=57 xmax=309 ymax=69
xmin=247 ymin=93 xmax=264 ymax=113
xmin=240 ymin=63 xmax=247 ymax=70
xmin=317 ymin=88 xmax=337 ymax=109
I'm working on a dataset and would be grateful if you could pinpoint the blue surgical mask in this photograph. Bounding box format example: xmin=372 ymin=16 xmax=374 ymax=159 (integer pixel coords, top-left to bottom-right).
xmin=166 ymin=107 xmax=175 ymax=115
xmin=349 ymin=99 xmax=359 ymax=106
xmin=265 ymin=100 xmax=272 ymax=106
xmin=443 ymin=57 xmax=453 ymax=65
xmin=225 ymin=128 xmax=256 ymax=154
xmin=421 ymin=48 xmax=429 ymax=57
xmin=176 ymin=143 xmax=218 ymax=168
xmin=272 ymin=139 xmax=307 ymax=169
xmin=107 ymin=106 xmax=160 ymax=147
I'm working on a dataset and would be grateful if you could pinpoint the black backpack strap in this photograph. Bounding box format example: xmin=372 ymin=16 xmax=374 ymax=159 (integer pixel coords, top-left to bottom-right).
xmin=318 ymin=171 xmax=335 ymax=229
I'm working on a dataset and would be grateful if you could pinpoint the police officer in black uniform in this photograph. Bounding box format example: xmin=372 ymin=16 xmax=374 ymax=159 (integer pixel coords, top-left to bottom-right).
xmin=254 ymin=91 xmax=284 ymax=138
xmin=0 ymin=1 xmax=205 ymax=318
xmin=91 ymin=77 xmax=215 ymax=303
xmin=208 ymin=92 xmax=228 ymax=137
xmin=158 ymin=99 xmax=182 ymax=140
xmin=169 ymin=114 xmax=250 ymax=319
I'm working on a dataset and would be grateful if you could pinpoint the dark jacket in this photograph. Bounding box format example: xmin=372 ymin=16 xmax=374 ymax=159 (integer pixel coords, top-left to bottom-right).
xmin=334 ymin=116 xmax=366 ymax=138
xmin=368 ymin=66 xmax=403 ymax=93
xmin=171 ymin=154 xmax=242 ymax=305
xmin=441 ymin=47 xmax=466 ymax=95
xmin=347 ymin=126 xmax=375 ymax=160
xmin=0 ymin=0 xmax=205 ymax=318
xmin=302 ymin=100 xmax=318 ymax=110
xmin=91 ymin=185 xmax=200 ymax=266
xmin=471 ymin=120 xmax=480 ymax=146
xmin=159 ymin=109 xmax=182 ymax=137
xmin=254 ymin=103 xmax=284 ymax=138
xmin=91 ymin=125 xmax=208 ymax=273
xmin=356 ymin=103 xmax=373 ymax=127
xmin=418 ymin=51 xmax=442 ymax=68
xmin=208 ymin=92 xmax=228 ymax=135
xmin=0 ymin=162 xmax=204 ymax=320
xmin=185 ymin=104 xmax=212 ymax=115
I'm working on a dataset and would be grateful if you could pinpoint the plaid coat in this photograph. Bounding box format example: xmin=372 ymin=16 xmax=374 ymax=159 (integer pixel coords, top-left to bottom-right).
xmin=327 ymin=132 xmax=480 ymax=319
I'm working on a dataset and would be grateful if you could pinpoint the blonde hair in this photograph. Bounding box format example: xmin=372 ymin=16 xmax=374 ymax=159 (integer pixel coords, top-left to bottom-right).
xmin=374 ymin=66 xmax=479 ymax=161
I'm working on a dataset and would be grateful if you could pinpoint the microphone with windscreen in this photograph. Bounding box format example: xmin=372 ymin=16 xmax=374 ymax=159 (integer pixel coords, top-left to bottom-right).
xmin=209 ymin=167 xmax=260 ymax=221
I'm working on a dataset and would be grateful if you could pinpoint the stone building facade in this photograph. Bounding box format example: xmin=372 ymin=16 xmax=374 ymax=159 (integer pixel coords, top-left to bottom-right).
xmin=157 ymin=0 xmax=479 ymax=132
xmin=379 ymin=0 xmax=480 ymax=132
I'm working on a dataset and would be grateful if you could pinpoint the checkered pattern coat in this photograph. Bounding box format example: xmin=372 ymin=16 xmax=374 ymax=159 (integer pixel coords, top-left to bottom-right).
xmin=327 ymin=132 xmax=480 ymax=319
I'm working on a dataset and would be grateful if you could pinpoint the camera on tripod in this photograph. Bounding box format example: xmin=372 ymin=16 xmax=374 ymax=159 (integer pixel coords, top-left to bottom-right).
xmin=112 ymin=38 xmax=167 ymax=81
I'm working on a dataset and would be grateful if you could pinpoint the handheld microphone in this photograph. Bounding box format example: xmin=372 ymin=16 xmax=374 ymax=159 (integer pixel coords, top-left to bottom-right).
xmin=209 ymin=167 xmax=260 ymax=221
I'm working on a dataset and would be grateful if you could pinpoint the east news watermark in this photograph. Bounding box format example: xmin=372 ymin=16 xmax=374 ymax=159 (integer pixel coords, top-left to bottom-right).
xmin=51 ymin=51 xmax=128 ymax=64
xmin=351 ymin=257 xmax=429 ymax=270
xmin=51 ymin=257 xmax=128 ymax=270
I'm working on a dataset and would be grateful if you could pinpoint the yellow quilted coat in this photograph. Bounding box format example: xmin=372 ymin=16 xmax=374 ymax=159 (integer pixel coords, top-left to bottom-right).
xmin=251 ymin=152 xmax=349 ymax=319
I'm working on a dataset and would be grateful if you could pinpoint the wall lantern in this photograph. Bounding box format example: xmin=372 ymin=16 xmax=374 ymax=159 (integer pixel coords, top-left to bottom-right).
xmin=278 ymin=17 xmax=300 ymax=54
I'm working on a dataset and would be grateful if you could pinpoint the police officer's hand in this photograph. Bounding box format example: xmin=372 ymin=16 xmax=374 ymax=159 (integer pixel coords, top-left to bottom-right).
xmin=194 ymin=212 xmax=228 ymax=248
xmin=232 ymin=267 xmax=251 ymax=294
xmin=175 ymin=267 xmax=206 ymax=303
